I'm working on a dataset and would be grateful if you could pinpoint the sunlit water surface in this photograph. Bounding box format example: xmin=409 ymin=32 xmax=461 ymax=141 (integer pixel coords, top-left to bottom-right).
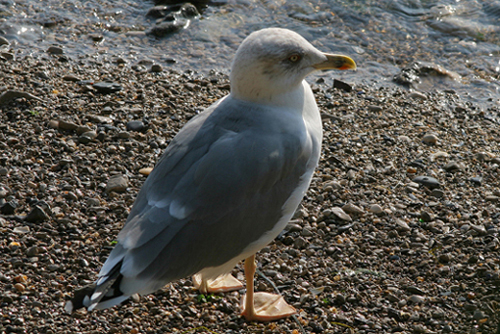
xmin=1 ymin=0 xmax=499 ymax=111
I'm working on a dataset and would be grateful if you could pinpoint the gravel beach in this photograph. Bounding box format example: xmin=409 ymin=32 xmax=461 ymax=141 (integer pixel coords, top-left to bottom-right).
xmin=1 ymin=45 xmax=499 ymax=334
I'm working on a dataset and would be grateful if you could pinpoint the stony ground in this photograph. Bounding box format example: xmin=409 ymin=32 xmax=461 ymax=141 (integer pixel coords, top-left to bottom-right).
xmin=0 ymin=45 xmax=499 ymax=334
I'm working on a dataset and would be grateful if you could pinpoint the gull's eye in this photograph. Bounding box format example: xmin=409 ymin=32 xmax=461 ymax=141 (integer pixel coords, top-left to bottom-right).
xmin=288 ymin=54 xmax=301 ymax=62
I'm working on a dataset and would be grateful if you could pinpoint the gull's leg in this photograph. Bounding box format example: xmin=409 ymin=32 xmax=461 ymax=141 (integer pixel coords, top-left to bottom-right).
xmin=192 ymin=273 xmax=244 ymax=294
xmin=240 ymin=254 xmax=296 ymax=321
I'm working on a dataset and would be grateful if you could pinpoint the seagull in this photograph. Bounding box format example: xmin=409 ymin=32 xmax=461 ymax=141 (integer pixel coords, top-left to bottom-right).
xmin=66 ymin=27 xmax=356 ymax=321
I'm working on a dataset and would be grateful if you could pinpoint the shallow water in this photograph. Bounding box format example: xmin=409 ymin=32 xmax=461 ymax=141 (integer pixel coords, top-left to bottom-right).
xmin=1 ymin=0 xmax=499 ymax=110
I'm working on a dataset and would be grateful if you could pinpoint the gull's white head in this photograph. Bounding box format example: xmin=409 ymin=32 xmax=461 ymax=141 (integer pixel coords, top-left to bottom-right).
xmin=229 ymin=28 xmax=356 ymax=104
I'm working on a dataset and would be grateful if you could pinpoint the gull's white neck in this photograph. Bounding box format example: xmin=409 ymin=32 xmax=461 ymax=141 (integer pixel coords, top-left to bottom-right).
xmin=230 ymin=80 xmax=312 ymax=110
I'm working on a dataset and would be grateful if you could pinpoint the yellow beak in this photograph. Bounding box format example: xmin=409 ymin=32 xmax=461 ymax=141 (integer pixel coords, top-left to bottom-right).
xmin=313 ymin=53 xmax=357 ymax=71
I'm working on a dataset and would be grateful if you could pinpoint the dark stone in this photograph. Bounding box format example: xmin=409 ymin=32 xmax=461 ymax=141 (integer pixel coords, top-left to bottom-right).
xmin=1 ymin=200 xmax=18 ymax=215
xmin=149 ymin=20 xmax=186 ymax=37
xmin=333 ymin=79 xmax=353 ymax=92
xmin=412 ymin=175 xmax=441 ymax=189
xmin=24 ymin=206 xmax=50 ymax=223
xmin=126 ymin=121 xmax=147 ymax=132
xmin=148 ymin=4 xmax=199 ymax=38
xmin=93 ymin=82 xmax=122 ymax=94
xmin=470 ymin=176 xmax=482 ymax=185
xmin=409 ymin=159 xmax=426 ymax=169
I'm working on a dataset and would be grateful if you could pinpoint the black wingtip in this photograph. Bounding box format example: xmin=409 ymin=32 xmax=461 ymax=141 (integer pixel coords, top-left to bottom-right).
xmin=65 ymin=284 xmax=96 ymax=313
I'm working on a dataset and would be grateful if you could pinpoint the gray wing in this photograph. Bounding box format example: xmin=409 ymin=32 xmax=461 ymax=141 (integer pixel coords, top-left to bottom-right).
xmin=98 ymin=96 xmax=319 ymax=295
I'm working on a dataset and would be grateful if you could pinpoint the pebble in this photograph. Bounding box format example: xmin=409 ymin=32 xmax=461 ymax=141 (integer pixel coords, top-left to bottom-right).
xmin=333 ymin=79 xmax=353 ymax=92
xmin=294 ymin=237 xmax=307 ymax=249
xmin=151 ymin=64 xmax=163 ymax=72
xmin=93 ymin=81 xmax=123 ymax=94
xmin=329 ymin=207 xmax=352 ymax=222
xmin=443 ymin=161 xmax=462 ymax=172
xmin=79 ymin=131 xmax=97 ymax=144
xmin=369 ymin=204 xmax=383 ymax=215
xmin=58 ymin=120 xmax=78 ymax=131
xmin=412 ymin=176 xmax=441 ymax=189
xmin=26 ymin=246 xmax=39 ymax=257
xmin=422 ymin=133 xmax=438 ymax=145
xmin=408 ymin=91 xmax=427 ymax=100
xmin=408 ymin=295 xmax=425 ymax=303
xmin=342 ymin=203 xmax=364 ymax=214
xmin=420 ymin=211 xmax=434 ymax=222
xmin=0 ymin=36 xmax=9 ymax=46
xmin=62 ymin=74 xmax=81 ymax=82
xmin=429 ymin=151 xmax=448 ymax=161
xmin=14 ymin=283 xmax=25 ymax=292
xmin=430 ymin=189 xmax=444 ymax=198
xmin=367 ymin=105 xmax=382 ymax=112
xmin=25 ymin=206 xmax=50 ymax=223
xmin=126 ymin=121 xmax=147 ymax=132
xmin=395 ymin=219 xmax=411 ymax=232
xmin=407 ymin=286 xmax=426 ymax=295
xmin=485 ymin=195 xmax=499 ymax=202
xmin=1 ymin=200 xmax=18 ymax=214
xmin=47 ymin=46 xmax=64 ymax=54
xmin=473 ymin=310 xmax=486 ymax=320
xmin=106 ymin=175 xmax=129 ymax=193
xmin=139 ymin=167 xmax=153 ymax=176
xmin=470 ymin=176 xmax=482 ymax=185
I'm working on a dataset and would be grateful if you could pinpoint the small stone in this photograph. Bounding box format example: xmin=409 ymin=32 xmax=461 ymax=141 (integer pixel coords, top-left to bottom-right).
xmin=25 ymin=206 xmax=50 ymax=223
xmin=106 ymin=175 xmax=129 ymax=194
xmin=117 ymin=131 xmax=131 ymax=139
xmin=62 ymin=74 xmax=81 ymax=82
xmin=1 ymin=52 xmax=14 ymax=60
xmin=1 ymin=200 xmax=18 ymax=215
xmin=126 ymin=121 xmax=147 ymax=132
xmin=294 ymin=236 xmax=307 ymax=249
xmin=438 ymin=253 xmax=452 ymax=263
xmin=408 ymin=91 xmax=427 ymax=100
xmin=151 ymin=64 xmax=163 ymax=72
xmin=76 ymin=125 xmax=93 ymax=135
xmin=369 ymin=204 xmax=383 ymax=215
xmin=342 ymin=203 xmax=364 ymax=214
xmin=412 ymin=176 xmax=441 ymax=189
xmin=430 ymin=189 xmax=444 ymax=198
xmin=485 ymin=195 xmax=499 ymax=202
xmin=422 ymin=133 xmax=438 ymax=145
xmin=420 ymin=211 xmax=434 ymax=222
xmin=330 ymin=207 xmax=352 ymax=222
xmin=47 ymin=46 xmax=64 ymax=54
xmin=48 ymin=120 xmax=59 ymax=129
xmin=93 ymin=81 xmax=122 ymax=94
xmin=408 ymin=295 xmax=425 ymax=303
xmin=367 ymin=105 xmax=382 ymax=112
xmin=443 ymin=161 xmax=462 ymax=172
xmin=79 ymin=131 xmax=97 ymax=144
xmin=395 ymin=219 xmax=411 ymax=232
xmin=470 ymin=224 xmax=487 ymax=236
xmin=473 ymin=310 xmax=486 ymax=320
xmin=333 ymin=79 xmax=353 ymax=92
xmin=407 ymin=286 xmax=426 ymax=295
xmin=475 ymin=152 xmax=493 ymax=162
xmin=13 ymin=226 xmax=30 ymax=234
xmin=139 ymin=167 xmax=153 ymax=176
xmin=14 ymin=283 xmax=25 ymax=292
xmin=26 ymin=246 xmax=39 ymax=257
xmin=58 ymin=120 xmax=78 ymax=131
xmin=470 ymin=176 xmax=482 ymax=185
xmin=0 ymin=36 xmax=9 ymax=46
